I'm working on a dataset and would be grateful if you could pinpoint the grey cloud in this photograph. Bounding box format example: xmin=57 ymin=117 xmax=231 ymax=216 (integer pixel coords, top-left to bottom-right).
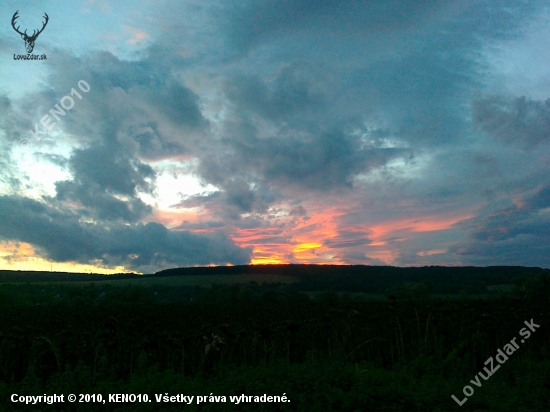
xmin=175 ymin=221 xmax=226 ymax=231
xmin=175 ymin=181 xmax=277 ymax=220
xmin=132 ymin=126 xmax=184 ymax=161
xmin=0 ymin=195 xmax=252 ymax=270
xmin=473 ymin=96 xmax=550 ymax=147
xmin=28 ymin=50 xmax=209 ymax=161
xmin=264 ymin=132 xmax=406 ymax=190
xmin=5 ymin=48 xmax=208 ymax=224
xmin=3 ymin=0 xmax=550 ymax=271
xmin=2 ymin=48 xmax=211 ymax=229
xmin=55 ymin=181 xmax=152 ymax=223
xmin=0 ymin=141 xmax=21 ymax=193
xmin=225 ymin=179 xmax=255 ymax=212
xmin=343 ymin=251 xmax=387 ymax=266
xmin=224 ymin=0 xmax=453 ymax=54
xmin=0 ymin=94 xmax=35 ymax=146
xmin=453 ymin=234 xmax=550 ymax=267
xmin=233 ymin=217 xmax=266 ymax=229
xmin=527 ymin=184 xmax=550 ymax=211
xmin=449 ymin=182 xmax=550 ymax=266
xmin=33 ymin=153 xmax=68 ymax=168
xmin=200 ymin=0 xmax=546 ymax=206
xmin=289 ymin=205 xmax=307 ymax=217
xmin=224 ymin=61 xmax=336 ymax=123
xmin=201 ymin=126 xmax=407 ymax=193
xmin=175 ymin=191 xmax=222 ymax=209
xmin=324 ymin=230 xmax=370 ymax=249
xmin=54 ymin=144 xmax=154 ymax=222
xmin=225 ymin=0 xmax=541 ymax=51
xmin=221 ymin=0 xmax=543 ymax=147
xmin=67 ymin=145 xmax=154 ymax=196
xmin=130 ymin=80 xmax=207 ymax=131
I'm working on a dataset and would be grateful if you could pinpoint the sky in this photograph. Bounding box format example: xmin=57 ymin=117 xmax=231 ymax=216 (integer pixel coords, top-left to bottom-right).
xmin=1 ymin=0 xmax=550 ymax=274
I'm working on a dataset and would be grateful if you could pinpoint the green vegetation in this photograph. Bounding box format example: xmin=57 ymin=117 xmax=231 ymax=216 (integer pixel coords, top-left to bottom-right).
xmin=0 ymin=266 xmax=548 ymax=411
xmin=72 ymin=273 xmax=298 ymax=288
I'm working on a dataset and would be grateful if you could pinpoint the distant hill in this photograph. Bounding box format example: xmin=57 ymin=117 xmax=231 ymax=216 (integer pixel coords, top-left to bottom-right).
xmin=1 ymin=265 xmax=548 ymax=295
xmin=0 ymin=270 xmax=139 ymax=283
xmin=155 ymin=264 xmax=550 ymax=294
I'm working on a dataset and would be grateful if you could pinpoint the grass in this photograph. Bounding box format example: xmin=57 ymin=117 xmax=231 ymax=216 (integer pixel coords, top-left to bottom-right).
xmin=486 ymin=284 xmax=516 ymax=292
xmin=303 ymin=291 xmax=386 ymax=300
xmin=0 ymin=282 xmax=548 ymax=412
xmin=4 ymin=356 xmax=549 ymax=411
xmin=8 ymin=274 xmax=299 ymax=288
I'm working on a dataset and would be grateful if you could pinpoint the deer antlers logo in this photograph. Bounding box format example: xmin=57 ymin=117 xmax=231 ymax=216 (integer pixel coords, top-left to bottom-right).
xmin=11 ymin=10 xmax=49 ymax=54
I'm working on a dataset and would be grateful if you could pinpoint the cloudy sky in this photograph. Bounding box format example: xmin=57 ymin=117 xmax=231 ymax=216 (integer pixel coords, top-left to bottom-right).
xmin=1 ymin=0 xmax=550 ymax=274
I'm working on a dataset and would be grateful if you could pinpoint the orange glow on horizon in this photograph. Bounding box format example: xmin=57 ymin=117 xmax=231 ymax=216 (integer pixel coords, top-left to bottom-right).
xmin=292 ymin=242 xmax=322 ymax=253
xmin=0 ymin=241 xmax=137 ymax=274
xmin=251 ymin=256 xmax=287 ymax=265
xmin=0 ymin=196 xmax=476 ymax=272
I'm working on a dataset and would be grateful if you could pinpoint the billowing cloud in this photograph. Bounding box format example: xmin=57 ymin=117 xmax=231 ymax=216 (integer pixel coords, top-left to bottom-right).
xmin=0 ymin=195 xmax=251 ymax=272
xmin=54 ymin=144 xmax=155 ymax=222
xmin=1 ymin=0 xmax=550 ymax=270
xmin=473 ymin=96 xmax=550 ymax=147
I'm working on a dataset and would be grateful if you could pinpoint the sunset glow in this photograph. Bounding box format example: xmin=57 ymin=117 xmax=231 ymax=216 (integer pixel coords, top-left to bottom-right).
xmin=1 ymin=1 xmax=550 ymax=272
xmin=0 ymin=242 xmax=136 ymax=274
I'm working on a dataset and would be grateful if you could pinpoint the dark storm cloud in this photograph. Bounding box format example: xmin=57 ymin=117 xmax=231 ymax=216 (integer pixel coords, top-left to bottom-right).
xmin=55 ymin=181 xmax=153 ymax=223
xmin=213 ymin=61 xmax=406 ymax=192
xmin=224 ymin=0 xmax=452 ymax=54
xmin=261 ymin=132 xmax=404 ymax=189
xmin=3 ymin=0 xmax=550 ymax=269
xmin=0 ymin=195 xmax=252 ymax=270
xmin=66 ymin=145 xmax=154 ymax=196
xmin=233 ymin=216 xmax=267 ymax=229
xmin=193 ymin=0 xmax=546 ymax=211
xmin=3 ymin=47 xmax=210 ymax=227
xmin=0 ymin=142 xmax=20 ymax=193
xmin=224 ymin=61 xmax=337 ymax=123
xmin=217 ymin=0 xmax=542 ymax=148
xmin=41 ymin=50 xmax=208 ymax=157
xmin=175 ymin=221 xmax=226 ymax=231
xmin=527 ymin=184 xmax=550 ymax=211
xmin=323 ymin=230 xmax=370 ymax=249
xmin=224 ymin=0 xmax=539 ymax=47
xmin=0 ymin=44 xmax=234 ymax=269
xmin=450 ymin=182 xmax=550 ymax=267
xmin=175 ymin=181 xmax=277 ymax=220
xmin=224 ymin=179 xmax=255 ymax=212
xmin=184 ymin=0 xmax=548 ymax=266
xmin=0 ymin=94 xmax=35 ymax=146
xmin=54 ymin=144 xmax=154 ymax=222
xmin=150 ymin=80 xmax=209 ymax=129
xmin=199 ymin=126 xmax=407 ymax=193
xmin=343 ymin=251 xmax=387 ymax=266
xmin=473 ymin=96 xmax=550 ymax=147
xmin=289 ymin=205 xmax=307 ymax=217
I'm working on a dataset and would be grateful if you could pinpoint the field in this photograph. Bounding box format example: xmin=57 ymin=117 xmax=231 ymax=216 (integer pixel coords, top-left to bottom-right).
xmin=4 ymin=273 xmax=299 ymax=288
xmin=0 ymin=265 xmax=549 ymax=411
